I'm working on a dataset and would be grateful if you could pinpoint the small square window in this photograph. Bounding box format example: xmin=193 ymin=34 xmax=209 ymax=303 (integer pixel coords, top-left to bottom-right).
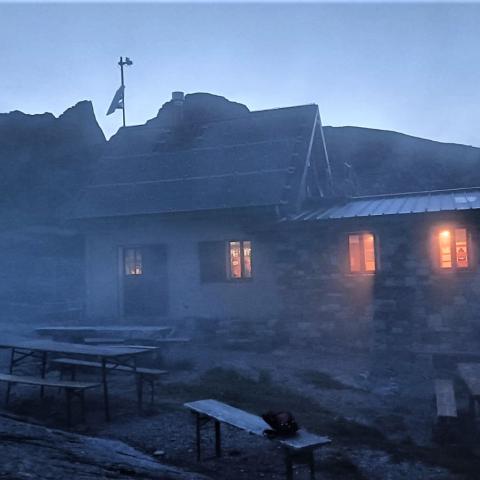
xmin=348 ymin=233 xmax=376 ymax=274
xmin=437 ymin=227 xmax=470 ymax=270
xmin=124 ymin=248 xmax=143 ymax=275
xmin=228 ymin=240 xmax=252 ymax=279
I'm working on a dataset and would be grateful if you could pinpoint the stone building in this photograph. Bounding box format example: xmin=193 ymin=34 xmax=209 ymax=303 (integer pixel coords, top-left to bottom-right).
xmin=75 ymin=92 xmax=480 ymax=352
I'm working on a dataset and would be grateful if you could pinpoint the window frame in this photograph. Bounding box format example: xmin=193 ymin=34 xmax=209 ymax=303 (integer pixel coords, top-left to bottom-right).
xmin=123 ymin=246 xmax=143 ymax=276
xmin=346 ymin=231 xmax=378 ymax=275
xmin=227 ymin=240 xmax=253 ymax=281
xmin=433 ymin=226 xmax=473 ymax=273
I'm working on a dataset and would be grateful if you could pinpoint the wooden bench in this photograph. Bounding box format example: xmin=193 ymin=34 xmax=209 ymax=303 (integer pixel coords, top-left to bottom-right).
xmin=0 ymin=373 xmax=99 ymax=425
xmin=184 ymin=399 xmax=331 ymax=480
xmin=434 ymin=379 xmax=458 ymax=420
xmin=83 ymin=337 xmax=126 ymax=345
xmin=154 ymin=337 xmax=191 ymax=344
xmin=51 ymin=358 xmax=167 ymax=407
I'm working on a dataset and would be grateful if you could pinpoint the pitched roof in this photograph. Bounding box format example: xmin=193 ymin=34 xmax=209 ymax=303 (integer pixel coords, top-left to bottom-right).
xmin=288 ymin=187 xmax=480 ymax=221
xmin=74 ymin=94 xmax=321 ymax=219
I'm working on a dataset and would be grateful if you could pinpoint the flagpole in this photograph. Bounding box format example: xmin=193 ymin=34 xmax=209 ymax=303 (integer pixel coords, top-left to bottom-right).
xmin=119 ymin=56 xmax=126 ymax=127
xmin=107 ymin=56 xmax=132 ymax=126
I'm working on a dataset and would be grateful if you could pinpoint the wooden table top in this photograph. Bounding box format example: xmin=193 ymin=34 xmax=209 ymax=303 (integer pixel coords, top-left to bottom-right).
xmin=458 ymin=363 xmax=480 ymax=396
xmin=35 ymin=326 xmax=172 ymax=334
xmin=0 ymin=339 xmax=156 ymax=358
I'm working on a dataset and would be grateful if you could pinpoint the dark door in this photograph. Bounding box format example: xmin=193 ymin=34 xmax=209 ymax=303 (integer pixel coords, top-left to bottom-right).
xmin=122 ymin=245 xmax=168 ymax=316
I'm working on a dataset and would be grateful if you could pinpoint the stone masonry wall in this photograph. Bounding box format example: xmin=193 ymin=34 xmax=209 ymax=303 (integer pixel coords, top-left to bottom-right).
xmin=274 ymin=211 xmax=480 ymax=352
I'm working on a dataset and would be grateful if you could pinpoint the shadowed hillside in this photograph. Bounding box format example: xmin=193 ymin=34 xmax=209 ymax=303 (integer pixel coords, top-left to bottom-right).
xmin=324 ymin=126 xmax=480 ymax=196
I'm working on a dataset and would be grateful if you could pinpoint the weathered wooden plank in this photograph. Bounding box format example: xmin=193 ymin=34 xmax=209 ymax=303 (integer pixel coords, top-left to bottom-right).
xmin=458 ymin=363 xmax=480 ymax=397
xmin=184 ymin=399 xmax=330 ymax=450
xmin=185 ymin=399 xmax=269 ymax=435
xmin=154 ymin=338 xmax=191 ymax=344
xmin=84 ymin=338 xmax=126 ymax=345
xmin=52 ymin=358 xmax=167 ymax=376
xmin=0 ymin=373 xmax=99 ymax=390
xmin=0 ymin=340 xmax=156 ymax=358
xmin=434 ymin=379 xmax=457 ymax=418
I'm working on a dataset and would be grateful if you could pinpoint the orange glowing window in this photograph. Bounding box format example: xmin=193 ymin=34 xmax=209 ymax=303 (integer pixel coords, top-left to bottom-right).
xmin=437 ymin=228 xmax=469 ymax=269
xmin=124 ymin=248 xmax=143 ymax=275
xmin=229 ymin=240 xmax=252 ymax=279
xmin=348 ymin=233 xmax=376 ymax=273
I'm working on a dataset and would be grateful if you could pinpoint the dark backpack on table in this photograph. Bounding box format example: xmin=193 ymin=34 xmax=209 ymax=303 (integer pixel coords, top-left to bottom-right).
xmin=262 ymin=411 xmax=299 ymax=438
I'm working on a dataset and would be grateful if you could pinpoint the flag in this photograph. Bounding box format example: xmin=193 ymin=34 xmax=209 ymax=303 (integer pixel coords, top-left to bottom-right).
xmin=106 ymin=85 xmax=124 ymax=115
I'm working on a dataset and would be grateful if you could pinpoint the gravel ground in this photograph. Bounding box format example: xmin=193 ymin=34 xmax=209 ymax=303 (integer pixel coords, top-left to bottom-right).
xmin=0 ymin=322 xmax=478 ymax=479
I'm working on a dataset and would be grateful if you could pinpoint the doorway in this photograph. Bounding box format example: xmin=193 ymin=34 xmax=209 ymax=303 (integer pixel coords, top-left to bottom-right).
xmin=121 ymin=245 xmax=168 ymax=317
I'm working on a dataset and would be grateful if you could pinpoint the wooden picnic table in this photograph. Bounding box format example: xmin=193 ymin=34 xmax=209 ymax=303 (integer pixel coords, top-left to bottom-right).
xmin=0 ymin=339 xmax=158 ymax=421
xmin=35 ymin=326 xmax=173 ymax=342
xmin=457 ymin=362 xmax=480 ymax=416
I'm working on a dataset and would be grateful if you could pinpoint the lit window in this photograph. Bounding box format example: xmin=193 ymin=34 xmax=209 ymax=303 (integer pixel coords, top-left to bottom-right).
xmin=437 ymin=228 xmax=469 ymax=270
xmin=124 ymin=248 xmax=143 ymax=275
xmin=229 ymin=240 xmax=252 ymax=279
xmin=348 ymin=233 xmax=376 ymax=273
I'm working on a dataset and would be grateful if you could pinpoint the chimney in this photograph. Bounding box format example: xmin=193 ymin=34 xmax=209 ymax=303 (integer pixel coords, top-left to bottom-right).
xmin=171 ymin=91 xmax=184 ymax=127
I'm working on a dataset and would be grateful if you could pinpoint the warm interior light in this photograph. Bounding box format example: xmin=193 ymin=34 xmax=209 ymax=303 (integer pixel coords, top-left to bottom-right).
xmin=348 ymin=234 xmax=361 ymax=273
xmin=363 ymin=233 xmax=376 ymax=272
xmin=438 ymin=229 xmax=452 ymax=269
xmin=229 ymin=241 xmax=242 ymax=278
xmin=455 ymin=228 xmax=469 ymax=268
xmin=348 ymin=233 xmax=376 ymax=273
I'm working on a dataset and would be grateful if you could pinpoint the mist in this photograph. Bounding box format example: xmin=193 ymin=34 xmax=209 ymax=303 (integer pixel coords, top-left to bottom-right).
xmin=2 ymin=2 xmax=480 ymax=480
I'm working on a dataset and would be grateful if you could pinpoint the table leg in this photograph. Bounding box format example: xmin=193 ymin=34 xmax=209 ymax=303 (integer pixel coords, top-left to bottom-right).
xmin=215 ymin=420 xmax=222 ymax=457
xmin=196 ymin=413 xmax=202 ymax=462
xmin=133 ymin=357 xmax=142 ymax=411
xmin=40 ymin=351 xmax=47 ymax=398
xmin=5 ymin=348 xmax=15 ymax=405
xmin=101 ymin=358 xmax=110 ymax=421
xmin=150 ymin=378 xmax=155 ymax=406
xmin=80 ymin=391 xmax=86 ymax=424
xmin=65 ymin=389 xmax=72 ymax=427
xmin=469 ymin=395 xmax=477 ymax=419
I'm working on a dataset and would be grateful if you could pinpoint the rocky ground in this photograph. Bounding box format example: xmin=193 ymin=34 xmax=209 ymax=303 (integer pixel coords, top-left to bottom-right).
xmin=0 ymin=322 xmax=479 ymax=479
xmin=0 ymin=413 xmax=210 ymax=480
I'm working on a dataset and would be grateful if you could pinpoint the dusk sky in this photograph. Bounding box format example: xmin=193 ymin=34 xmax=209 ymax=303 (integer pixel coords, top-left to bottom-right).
xmin=1 ymin=2 xmax=480 ymax=146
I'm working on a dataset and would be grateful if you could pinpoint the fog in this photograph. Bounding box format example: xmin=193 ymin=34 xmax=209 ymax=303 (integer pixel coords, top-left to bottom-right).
xmin=1 ymin=2 xmax=480 ymax=480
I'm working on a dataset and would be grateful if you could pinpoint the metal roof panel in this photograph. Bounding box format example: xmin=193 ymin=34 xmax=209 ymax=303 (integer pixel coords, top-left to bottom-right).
xmin=288 ymin=187 xmax=480 ymax=223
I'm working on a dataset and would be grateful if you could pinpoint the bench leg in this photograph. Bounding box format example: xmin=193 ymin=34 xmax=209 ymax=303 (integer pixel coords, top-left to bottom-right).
xmin=285 ymin=451 xmax=293 ymax=480
xmin=5 ymin=383 xmax=12 ymax=406
xmin=215 ymin=420 xmax=222 ymax=457
xmin=309 ymin=451 xmax=315 ymax=480
xmin=284 ymin=449 xmax=316 ymax=480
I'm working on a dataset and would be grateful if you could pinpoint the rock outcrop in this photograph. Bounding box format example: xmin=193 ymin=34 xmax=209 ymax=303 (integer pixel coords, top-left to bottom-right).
xmin=0 ymin=414 xmax=210 ymax=480
xmin=0 ymin=101 xmax=106 ymax=224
